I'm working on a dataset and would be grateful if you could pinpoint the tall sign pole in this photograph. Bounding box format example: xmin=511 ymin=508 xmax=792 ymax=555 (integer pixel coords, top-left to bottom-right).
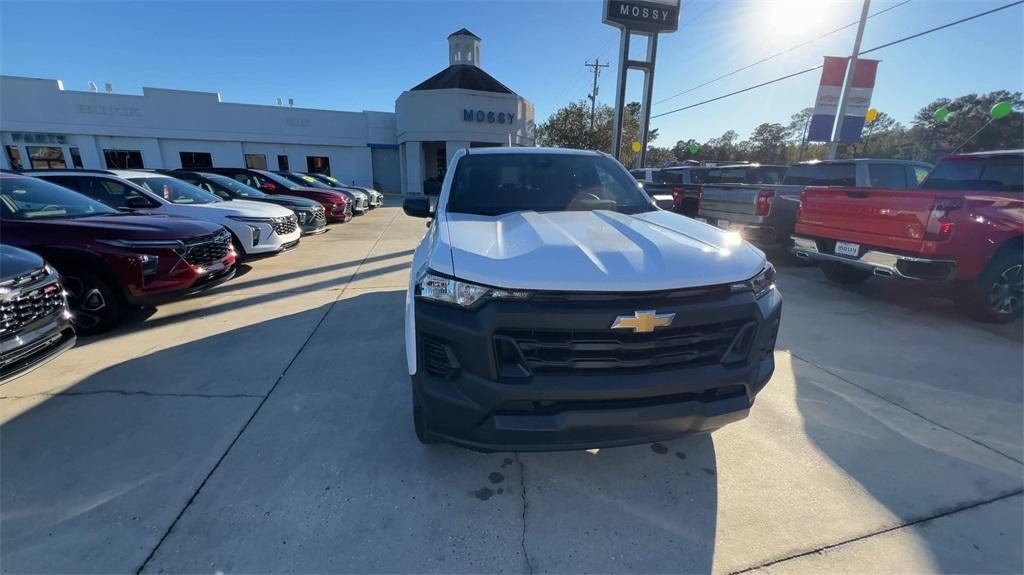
xmin=828 ymin=0 xmax=871 ymax=160
xmin=603 ymin=0 xmax=680 ymax=167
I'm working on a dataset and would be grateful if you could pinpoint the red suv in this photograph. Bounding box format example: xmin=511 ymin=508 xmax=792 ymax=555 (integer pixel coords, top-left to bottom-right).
xmin=0 ymin=173 xmax=236 ymax=334
xmin=201 ymin=168 xmax=352 ymax=222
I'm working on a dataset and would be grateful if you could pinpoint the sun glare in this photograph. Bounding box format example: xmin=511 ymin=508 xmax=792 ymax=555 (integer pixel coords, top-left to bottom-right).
xmin=766 ymin=0 xmax=828 ymax=36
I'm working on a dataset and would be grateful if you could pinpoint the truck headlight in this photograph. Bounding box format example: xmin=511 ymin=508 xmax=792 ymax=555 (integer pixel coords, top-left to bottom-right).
xmin=416 ymin=271 xmax=531 ymax=307
xmin=732 ymin=263 xmax=776 ymax=299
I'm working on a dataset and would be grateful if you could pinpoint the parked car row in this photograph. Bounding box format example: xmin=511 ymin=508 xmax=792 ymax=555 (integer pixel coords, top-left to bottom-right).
xmin=0 ymin=168 xmax=387 ymax=383
xmin=638 ymin=151 xmax=1023 ymax=323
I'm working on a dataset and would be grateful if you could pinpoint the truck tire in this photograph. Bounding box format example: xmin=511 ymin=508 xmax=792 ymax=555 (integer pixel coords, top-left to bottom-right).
xmin=957 ymin=251 xmax=1023 ymax=323
xmin=821 ymin=262 xmax=872 ymax=285
xmin=412 ymin=387 xmax=436 ymax=445
xmin=60 ymin=268 xmax=126 ymax=335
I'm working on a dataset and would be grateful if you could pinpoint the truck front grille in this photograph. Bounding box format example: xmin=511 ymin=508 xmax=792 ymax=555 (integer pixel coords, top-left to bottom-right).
xmin=183 ymin=230 xmax=232 ymax=265
xmin=0 ymin=274 xmax=65 ymax=338
xmin=497 ymin=318 xmax=753 ymax=374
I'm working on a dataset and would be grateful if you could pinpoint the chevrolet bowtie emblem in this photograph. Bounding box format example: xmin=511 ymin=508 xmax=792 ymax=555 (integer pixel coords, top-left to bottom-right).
xmin=610 ymin=310 xmax=675 ymax=333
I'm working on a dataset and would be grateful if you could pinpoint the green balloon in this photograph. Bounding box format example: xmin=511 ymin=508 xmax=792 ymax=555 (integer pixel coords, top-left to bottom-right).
xmin=688 ymin=143 xmax=699 ymax=154
xmin=991 ymin=101 xmax=1013 ymax=120
xmin=933 ymin=106 xmax=950 ymax=122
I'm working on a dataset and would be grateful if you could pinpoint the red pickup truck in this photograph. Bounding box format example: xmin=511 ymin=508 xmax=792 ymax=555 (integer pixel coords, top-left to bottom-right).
xmin=791 ymin=150 xmax=1023 ymax=322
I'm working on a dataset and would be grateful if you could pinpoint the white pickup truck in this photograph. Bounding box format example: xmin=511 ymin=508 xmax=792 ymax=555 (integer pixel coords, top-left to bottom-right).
xmin=401 ymin=147 xmax=782 ymax=451
xmin=700 ymin=159 xmax=933 ymax=246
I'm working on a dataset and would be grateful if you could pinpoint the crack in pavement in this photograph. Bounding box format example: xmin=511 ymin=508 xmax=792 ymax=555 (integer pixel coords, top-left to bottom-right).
xmin=514 ymin=452 xmax=534 ymax=575
xmin=134 ymin=209 xmax=402 ymax=574
xmin=729 ymin=489 xmax=1024 ymax=574
xmin=0 ymin=390 xmax=262 ymax=400
xmin=786 ymin=350 xmax=1024 ymax=466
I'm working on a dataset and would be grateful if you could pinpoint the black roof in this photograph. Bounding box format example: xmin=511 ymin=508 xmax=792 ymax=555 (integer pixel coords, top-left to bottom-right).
xmin=410 ymin=64 xmax=515 ymax=94
xmin=448 ymin=28 xmax=480 ymax=40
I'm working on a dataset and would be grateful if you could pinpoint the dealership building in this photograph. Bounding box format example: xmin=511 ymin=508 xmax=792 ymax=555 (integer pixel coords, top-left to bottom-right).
xmin=0 ymin=29 xmax=535 ymax=195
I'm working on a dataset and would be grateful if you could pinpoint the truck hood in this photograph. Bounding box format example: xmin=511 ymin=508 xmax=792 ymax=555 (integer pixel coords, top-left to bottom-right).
xmin=438 ymin=210 xmax=766 ymax=292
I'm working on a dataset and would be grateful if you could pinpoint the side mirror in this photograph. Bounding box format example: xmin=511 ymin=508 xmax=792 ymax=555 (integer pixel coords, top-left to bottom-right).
xmin=125 ymin=196 xmax=151 ymax=209
xmin=259 ymin=182 xmax=278 ymax=193
xmin=403 ymin=196 xmax=432 ymax=219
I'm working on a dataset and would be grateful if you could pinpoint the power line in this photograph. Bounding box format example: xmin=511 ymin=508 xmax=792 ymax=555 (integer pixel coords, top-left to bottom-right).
xmin=653 ymin=0 xmax=913 ymax=107
xmin=651 ymin=0 xmax=1024 ymax=120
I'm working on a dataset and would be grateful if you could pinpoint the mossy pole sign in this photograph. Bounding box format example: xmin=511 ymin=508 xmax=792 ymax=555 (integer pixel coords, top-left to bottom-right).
xmin=605 ymin=0 xmax=680 ymax=170
xmin=604 ymin=0 xmax=680 ymax=33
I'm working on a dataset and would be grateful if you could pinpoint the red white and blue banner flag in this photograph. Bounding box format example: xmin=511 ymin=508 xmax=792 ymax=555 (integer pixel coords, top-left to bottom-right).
xmin=836 ymin=58 xmax=879 ymax=143
xmin=807 ymin=57 xmax=847 ymax=142
xmin=807 ymin=56 xmax=880 ymax=143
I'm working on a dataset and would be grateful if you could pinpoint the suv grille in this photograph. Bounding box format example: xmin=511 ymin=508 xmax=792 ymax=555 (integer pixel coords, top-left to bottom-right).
xmin=271 ymin=215 xmax=298 ymax=236
xmin=0 ymin=271 xmax=64 ymax=338
xmin=312 ymin=206 xmax=326 ymax=227
xmin=183 ymin=230 xmax=232 ymax=265
xmin=497 ymin=319 xmax=754 ymax=374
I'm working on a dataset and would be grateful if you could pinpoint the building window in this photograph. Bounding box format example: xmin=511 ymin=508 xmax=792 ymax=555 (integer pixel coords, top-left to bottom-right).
xmin=5 ymin=145 xmax=23 ymax=170
xmin=27 ymin=146 xmax=67 ymax=169
xmin=306 ymin=156 xmax=330 ymax=175
xmin=277 ymin=155 xmax=289 ymax=171
xmin=245 ymin=154 xmax=267 ymax=170
xmin=69 ymin=147 xmax=84 ymax=168
xmin=103 ymin=149 xmax=144 ymax=169
xmin=179 ymin=151 xmax=213 ymax=169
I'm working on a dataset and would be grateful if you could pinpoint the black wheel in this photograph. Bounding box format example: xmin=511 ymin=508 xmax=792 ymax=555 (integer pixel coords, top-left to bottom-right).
xmin=230 ymin=236 xmax=247 ymax=261
xmin=821 ymin=262 xmax=873 ymax=285
xmin=60 ymin=269 xmax=126 ymax=335
xmin=957 ymin=252 xmax=1023 ymax=323
xmin=412 ymin=387 xmax=435 ymax=445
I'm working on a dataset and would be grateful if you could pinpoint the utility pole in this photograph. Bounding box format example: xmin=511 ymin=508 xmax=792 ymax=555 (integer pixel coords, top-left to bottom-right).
xmin=585 ymin=59 xmax=609 ymax=130
xmin=828 ymin=0 xmax=871 ymax=160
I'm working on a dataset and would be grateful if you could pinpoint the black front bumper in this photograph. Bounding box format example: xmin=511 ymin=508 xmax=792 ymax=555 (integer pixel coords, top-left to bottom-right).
xmin=413 ymin=286 xmax=782 ymax=452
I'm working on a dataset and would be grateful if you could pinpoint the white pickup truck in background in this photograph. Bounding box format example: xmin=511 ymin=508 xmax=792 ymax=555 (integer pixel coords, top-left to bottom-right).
xmin=699 ymin=159 xmax=934 ymax=247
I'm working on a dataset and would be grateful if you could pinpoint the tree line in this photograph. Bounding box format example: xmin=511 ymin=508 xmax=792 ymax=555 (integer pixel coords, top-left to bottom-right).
xmin=536 ymin=91 xmax=1022 ymax=167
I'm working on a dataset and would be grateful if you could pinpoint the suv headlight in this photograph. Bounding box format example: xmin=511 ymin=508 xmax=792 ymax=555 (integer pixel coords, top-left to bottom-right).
xmin=731 ymin=263 xmax=776 ymax=298
xmin=415 ymin=271 xmax=531 ymax=307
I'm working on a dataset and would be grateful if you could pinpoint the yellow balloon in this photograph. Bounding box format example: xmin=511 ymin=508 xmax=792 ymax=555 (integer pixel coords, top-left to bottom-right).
xmin=631 ymin=141 xmax=642 ymax=153
xmin=865 ymin=108 xmax=878 ymax=123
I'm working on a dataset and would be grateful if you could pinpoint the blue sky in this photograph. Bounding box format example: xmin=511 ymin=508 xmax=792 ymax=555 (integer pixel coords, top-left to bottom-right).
xmin=1 ymin=0 xmax=1021 ymax=146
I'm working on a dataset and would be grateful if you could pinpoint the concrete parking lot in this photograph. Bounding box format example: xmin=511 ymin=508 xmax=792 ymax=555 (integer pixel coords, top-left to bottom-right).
xmin=2 ymin=204 xmax=1021 ymax=574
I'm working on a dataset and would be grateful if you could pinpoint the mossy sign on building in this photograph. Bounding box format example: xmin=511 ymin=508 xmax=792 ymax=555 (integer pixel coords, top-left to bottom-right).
xmin=462 ymin=110 xmax=516 ymax=124
xmin=603 ymin=0 xmax=680 ymax=33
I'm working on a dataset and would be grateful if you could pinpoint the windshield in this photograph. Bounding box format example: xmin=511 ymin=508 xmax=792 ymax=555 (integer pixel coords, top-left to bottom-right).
xmin=201 ymin=173 xmax=268 ymax=198
xmin=446 ymin=153 xmax=654 ymax=217
xmin=782 ymin=163 xmax=856 ymax=186
xmin=921 ymin=156 xmax=1023 ymax=192
xmin=278 ymin=172 xmax=335 ymax=190
xmin=0 ymin=177 xmax=118 ymax=220
xmin=129 ymin=177 xmax=221 ymax=204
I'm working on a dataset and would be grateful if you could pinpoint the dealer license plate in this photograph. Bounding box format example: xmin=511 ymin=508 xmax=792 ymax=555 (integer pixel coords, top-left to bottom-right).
xmin=835 ymin=241 xmax=860 ymax=257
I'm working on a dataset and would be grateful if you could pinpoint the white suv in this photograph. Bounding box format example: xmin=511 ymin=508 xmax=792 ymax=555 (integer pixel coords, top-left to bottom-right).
xmin=402 ymin=148 xmax=782 ymax=451
xmin=34 ymin=170 xmax=301 ymax=257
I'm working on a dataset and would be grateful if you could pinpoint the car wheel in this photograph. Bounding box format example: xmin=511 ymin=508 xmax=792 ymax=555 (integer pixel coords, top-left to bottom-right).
xmin=820 ymin=262 xmax=873 ymax=285
xmin=412 ymin=387 xmax=436 ymax=445
xmin=230 ymin=236 xmax=247 ymax=261
xmin=957 ymin=252 xmax=1023 ymax=323
xmin=60 ymin=269 xmax=126 ymax=335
